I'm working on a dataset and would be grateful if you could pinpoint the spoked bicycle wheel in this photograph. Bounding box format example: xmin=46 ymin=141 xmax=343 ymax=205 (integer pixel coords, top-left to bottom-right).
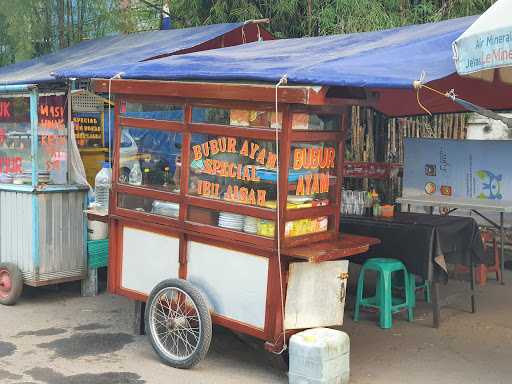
xmin=145 ymin=279 xmax=212 ymax=369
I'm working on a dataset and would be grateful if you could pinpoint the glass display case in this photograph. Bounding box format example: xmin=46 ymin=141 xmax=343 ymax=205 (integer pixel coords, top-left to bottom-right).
xmin=0 ymin=85 xmax=87 ymax=301
xmin=0 ymin=92 xmax=69 ymax=187
xmin=112 ymin=101 xmax=342 ymax=247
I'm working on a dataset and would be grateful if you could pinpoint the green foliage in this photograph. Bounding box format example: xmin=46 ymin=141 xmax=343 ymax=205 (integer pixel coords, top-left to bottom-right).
xmin=0 ymin=0 xmax=497 ymax=67
xmin=0 ymin=0 xmax=41 ymax=62
xmin=166 ymin=0 xmax=495 ymax=37
xmin=0 ymin=0 xmax=159 ymax=65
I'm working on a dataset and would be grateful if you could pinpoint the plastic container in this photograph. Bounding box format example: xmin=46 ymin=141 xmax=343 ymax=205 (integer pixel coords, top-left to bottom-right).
xmin=129 ymin=162 xmax=142 ymax=186
xmin=289 ymin=328 xmax=350 ymax=384
xmin=372 ymin=202 xmax=381 ymax=217
xmin=49 ymin=162 xmax=67 ymax=184
xmin=381 ymin=204 xmax=394 ymax=218
xmin=257 ymin=219 xmax=275 ymax=238
xmin=94 ymin=162 xmax=112 ymax=212
xmin=87 ymin=239 xmax=109 ymax=269
xmin=88 ymin=220 xmax=108 ymax=240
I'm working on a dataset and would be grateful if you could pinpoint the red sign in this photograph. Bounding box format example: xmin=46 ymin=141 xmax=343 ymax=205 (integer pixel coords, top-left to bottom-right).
xmin=343 ymin=161 xmax=402 ymax=180
xmin=0 ymin=157 xmax=22 ymax=174
xmin=0 ymin=101 xmax=11 ymax=119
xmin=38 ymin=95 xmax=66 ymax=131
xmin=0 ymin=98 xmax=29 ymax=123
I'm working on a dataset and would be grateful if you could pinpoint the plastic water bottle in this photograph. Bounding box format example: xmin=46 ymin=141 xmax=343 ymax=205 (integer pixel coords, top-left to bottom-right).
xmin=94 ymin=162 xmax=112 ymax=212
xmin=129 ymin=162 xmax=143 ymax=186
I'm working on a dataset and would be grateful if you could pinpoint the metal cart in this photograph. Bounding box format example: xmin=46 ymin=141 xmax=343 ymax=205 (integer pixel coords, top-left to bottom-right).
xmin=0 ymin=84 xmax=87 ymax=305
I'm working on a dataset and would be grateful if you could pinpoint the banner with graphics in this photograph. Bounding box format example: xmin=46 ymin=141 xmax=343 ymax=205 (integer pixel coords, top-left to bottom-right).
xmin=403 ymin=138 xmax=512 ymax=202
xmin=454 ymin=28 xmax=512 ymax=75
xmin=453 ymin=0 xmax=512 ymax=76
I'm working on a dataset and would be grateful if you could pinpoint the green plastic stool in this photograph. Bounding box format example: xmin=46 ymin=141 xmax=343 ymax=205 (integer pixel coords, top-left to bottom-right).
xmin=354 ymin=258 xmax=414 ymax=329
xmin=410 ymin=274 xmax=431 ymax=307
xmin=393 ymin=273 xmax=431 ymax=308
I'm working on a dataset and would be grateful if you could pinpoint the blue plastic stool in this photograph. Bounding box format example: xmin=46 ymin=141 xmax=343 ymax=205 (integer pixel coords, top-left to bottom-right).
xmin=354 ymin=258 xmax=414 ymax=329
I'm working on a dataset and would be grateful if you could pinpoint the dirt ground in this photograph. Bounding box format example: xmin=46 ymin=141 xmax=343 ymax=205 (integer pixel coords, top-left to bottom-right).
xmin=0 ymin=269 xmax=511 ymax=384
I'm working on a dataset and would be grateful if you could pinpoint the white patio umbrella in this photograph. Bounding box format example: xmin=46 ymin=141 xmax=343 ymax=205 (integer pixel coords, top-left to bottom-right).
xmin=453 ymin=0 xmax=512 ymax=84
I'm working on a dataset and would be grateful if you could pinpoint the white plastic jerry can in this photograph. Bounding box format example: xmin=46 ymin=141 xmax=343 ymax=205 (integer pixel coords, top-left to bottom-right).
xmin=289 ymin=328 xmax=350 ymax=384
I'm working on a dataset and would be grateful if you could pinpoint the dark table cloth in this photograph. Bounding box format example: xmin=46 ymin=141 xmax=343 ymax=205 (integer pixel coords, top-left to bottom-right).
xmin=340 ymin=212 xmax=488 ymax=282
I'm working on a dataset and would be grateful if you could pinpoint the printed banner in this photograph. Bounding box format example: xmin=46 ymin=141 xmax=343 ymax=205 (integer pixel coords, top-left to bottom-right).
xmin=403 ymin=138 xmax=512 ymax=202
xmin=72 ymin=113 xmax=103 ymax=148
xmin=454 ymin=28 xmax=512 ymax=75
xmin=38 ymin=95 xmax=66 ymax=131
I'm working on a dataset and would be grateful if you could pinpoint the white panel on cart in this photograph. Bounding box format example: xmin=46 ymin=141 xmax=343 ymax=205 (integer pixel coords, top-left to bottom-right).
xmin=285 ymin=260 xmax=349 ymax=329
xmin=187 ymin=241 xmax=268 ymax=329
xmin=122 ymin=227 xmax=179 ymax=295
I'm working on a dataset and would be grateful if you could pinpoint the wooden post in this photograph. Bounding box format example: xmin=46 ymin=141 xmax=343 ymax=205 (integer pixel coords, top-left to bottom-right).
xmin=81 ymin=268 xmax=98 ymax=297
xmin=133 ymin=301 xmax=146 ymax=336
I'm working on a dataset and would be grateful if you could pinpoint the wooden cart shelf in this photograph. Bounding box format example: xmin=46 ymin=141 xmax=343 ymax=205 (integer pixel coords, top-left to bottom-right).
xmin=282 ymin=233 xmax=380 ymax=262
xmin=85 ymin=209 xmax=109 ymax=223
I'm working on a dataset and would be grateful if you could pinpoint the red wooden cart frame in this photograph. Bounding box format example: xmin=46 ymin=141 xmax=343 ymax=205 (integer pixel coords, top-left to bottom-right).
xmin=94 ymin=79 xmax=378 ymax=351
xmin=343 ymin=161 xmax=402 ymax=180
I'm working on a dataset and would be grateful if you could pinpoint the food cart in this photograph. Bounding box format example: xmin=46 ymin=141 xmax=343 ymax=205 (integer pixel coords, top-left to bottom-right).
xmin=0 ymin=84 xmax=88 ymax=305
xmin=94 ymin=79 xmax=378 ymax=368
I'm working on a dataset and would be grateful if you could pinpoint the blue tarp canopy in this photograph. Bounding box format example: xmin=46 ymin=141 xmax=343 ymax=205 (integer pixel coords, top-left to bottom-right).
xmin=55 ymin=16 xmax=477 ymax=89
xmin=0 ymin=22 xmax=249 ymax=85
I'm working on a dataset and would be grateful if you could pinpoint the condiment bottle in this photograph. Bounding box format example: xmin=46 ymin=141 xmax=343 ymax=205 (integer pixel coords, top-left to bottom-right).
xmin=143 ymin=167 xmax=150 ymax=185
xmin=372 ymin=190 xmax=381 ymax=217
xmin=128 ymin=163 xmax=142 ymax=186
xmin=163 ymin=166 xmax=170 ymax=187
xmin=365 ymin=190 xmax=372 ymax=216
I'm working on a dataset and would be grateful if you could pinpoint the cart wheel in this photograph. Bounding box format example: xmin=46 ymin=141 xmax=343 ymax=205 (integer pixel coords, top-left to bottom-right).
xmin=0 ymin=263 xmax=23 ymax=305
xmin=145 ymin=279 xmax=212 ymax=369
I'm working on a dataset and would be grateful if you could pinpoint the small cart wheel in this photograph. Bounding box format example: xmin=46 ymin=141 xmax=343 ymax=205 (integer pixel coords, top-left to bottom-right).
xmin=0 ymin=263 xmax=23 ymax=305
xmin=145 ymin=278 xmax=212 ymax=369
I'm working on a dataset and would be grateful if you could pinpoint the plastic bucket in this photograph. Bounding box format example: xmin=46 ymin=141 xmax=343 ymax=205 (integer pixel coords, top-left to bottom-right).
xmin=88 ymin=220 xmax=108 ymax=240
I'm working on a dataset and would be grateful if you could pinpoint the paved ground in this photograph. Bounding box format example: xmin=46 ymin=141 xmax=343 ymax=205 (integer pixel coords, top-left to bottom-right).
xmin=0 ymin=269 xmax=511 ymax=384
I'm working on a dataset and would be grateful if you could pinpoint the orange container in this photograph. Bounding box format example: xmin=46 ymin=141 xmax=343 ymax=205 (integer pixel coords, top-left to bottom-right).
xmin=381 ymin=204 xmax=394 ymax=218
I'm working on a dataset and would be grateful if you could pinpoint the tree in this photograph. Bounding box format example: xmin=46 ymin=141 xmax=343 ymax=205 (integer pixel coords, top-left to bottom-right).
xmin=0 ymin=0 xmax=159 ymax=66
xmin=166 ymin=0 xmax=496 ymax=37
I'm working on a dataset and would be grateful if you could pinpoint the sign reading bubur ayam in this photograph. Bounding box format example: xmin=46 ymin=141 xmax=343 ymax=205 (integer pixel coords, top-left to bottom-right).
xmin=192 ymin=136 xmax=334 ymax=207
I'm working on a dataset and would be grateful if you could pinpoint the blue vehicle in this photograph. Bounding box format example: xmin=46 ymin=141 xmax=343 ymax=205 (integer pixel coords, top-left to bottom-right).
xmin=119 ymin=128 xmax=206 ymax=185
xmin=118 ymin=108 xmax=207 ymax=184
